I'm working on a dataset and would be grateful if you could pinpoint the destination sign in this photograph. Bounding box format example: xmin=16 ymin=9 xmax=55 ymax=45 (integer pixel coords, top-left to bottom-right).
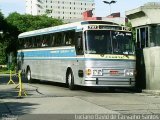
xmin=99 ymin=25 xmax=122 ymax=30
xmin=88 ymin=25 xmax=122 ymax=30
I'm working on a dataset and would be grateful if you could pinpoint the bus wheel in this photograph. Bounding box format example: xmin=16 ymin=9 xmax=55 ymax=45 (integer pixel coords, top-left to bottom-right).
xmin=26 ymin=68 xmax=33 ymax=83
xmin=67 ymin=70 xmax=75 ymax=90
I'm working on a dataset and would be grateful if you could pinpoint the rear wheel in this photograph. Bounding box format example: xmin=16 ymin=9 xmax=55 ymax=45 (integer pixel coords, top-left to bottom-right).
xmin=67 ymin=70 xmax=75 ymax=90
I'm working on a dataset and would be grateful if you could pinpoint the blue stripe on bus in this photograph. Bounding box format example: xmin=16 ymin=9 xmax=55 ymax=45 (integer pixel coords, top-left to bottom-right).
xmin=17 ymin=49 xmax=76 ymax=57
xmin=17 ymin=49 xmax=135 ymax=61
xmin=21 ymin=57 xmax=84 ymax=61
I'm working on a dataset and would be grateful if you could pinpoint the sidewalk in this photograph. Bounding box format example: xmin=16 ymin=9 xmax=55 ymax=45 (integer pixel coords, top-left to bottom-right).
xmin=0 ymin=100 xmax=10 ymax=115
xmin=0 ymin=81 xmax=40 ymax=116
xmin=142 ymin=89 xmax=160 ymax=96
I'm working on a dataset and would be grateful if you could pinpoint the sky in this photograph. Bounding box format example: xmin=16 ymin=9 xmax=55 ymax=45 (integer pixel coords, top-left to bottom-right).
xmin=0 ymin=0 xmax=159 ymax=17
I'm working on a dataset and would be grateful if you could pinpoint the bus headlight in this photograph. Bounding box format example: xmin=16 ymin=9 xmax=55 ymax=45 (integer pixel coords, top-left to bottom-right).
xmin=125 ymin=70 xmax=134 ymax=76
xmin=130 ymin=71 xmax=134 ymax=76
xmin=86 ymin=69 xmax=92 ymax=76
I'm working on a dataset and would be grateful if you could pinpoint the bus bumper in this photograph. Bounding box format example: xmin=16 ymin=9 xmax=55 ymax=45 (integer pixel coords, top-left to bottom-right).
xmin=83 ymin=78 xmax=135 ymax=87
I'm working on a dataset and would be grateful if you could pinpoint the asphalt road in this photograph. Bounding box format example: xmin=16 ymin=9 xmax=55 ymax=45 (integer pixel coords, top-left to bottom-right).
xmin=0 ymin=75 xmax=160 ymax=120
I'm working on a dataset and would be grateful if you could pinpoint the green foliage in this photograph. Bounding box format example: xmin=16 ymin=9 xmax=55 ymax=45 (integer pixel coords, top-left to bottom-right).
xmin=125 ymin=21 xmax=132 ymax=28
xmin=0 ymin=67 xmax=16 ymax=74
xmin=0 ymin=11 xmax=7 ymax=64
xmin=0 ymin=11 xmax=63 ymax=67
xmin=8 ymin=62 xmax=16 ymax=71
xmin=0 ymin=43 xmax=6 ymax=64
xmin=125 ymin=21 xmax=136 ymax=41
xmin=6 ymin=12 xmax=63 ymax=32
xmin=0 ymin=11 xmax=5 ymax=31
xmin=5 ymin=12 xmax=63 ymax=56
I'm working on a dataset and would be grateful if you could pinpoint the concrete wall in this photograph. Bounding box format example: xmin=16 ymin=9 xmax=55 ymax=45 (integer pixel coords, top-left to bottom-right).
xmin=126 ymin=2 xmax=160 ymax=27
xmin=143 ymin=47 xmax=160 ymax=89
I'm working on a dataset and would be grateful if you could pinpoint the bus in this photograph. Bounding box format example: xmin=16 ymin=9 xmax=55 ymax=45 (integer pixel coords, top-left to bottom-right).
xmin=17 ymin=20 xmax=136 ymax=90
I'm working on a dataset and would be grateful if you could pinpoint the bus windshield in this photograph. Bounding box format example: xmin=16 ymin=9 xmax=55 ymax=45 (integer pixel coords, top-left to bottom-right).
xmin=85 ymin=30 xmax=134 ymax=55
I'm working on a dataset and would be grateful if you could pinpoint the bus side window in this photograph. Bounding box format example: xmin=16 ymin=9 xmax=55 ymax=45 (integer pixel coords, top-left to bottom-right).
xmin=55 ymin=33 xmax=63 ymax=46
xmin=41 ymin=35 xmax=49 ymax=47
xmin=41 ymin=40 xmax=48 ymax=47
xmin=24 ymin=38 xmax=29 ymax=48
xmin=28 ymin=37 xmax=33 ymax=48
xmin=76 ymin=32 xmax=83 ymax=55
xmin=66 ymin=38 xmax=72 ymax=45
xmin=64 ymin=30 xmax=75 ymax=46
xmin=51 ymin=35 xmax=55 ymax=47
xmin=32 ymin=37 xmax=36 ymax=48
xmin=37 ymin=36 xmax=41 ymax=48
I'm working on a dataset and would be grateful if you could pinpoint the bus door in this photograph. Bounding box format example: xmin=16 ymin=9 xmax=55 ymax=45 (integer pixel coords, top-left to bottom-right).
xmin=75 ymin=32 xmax=84 ymax=83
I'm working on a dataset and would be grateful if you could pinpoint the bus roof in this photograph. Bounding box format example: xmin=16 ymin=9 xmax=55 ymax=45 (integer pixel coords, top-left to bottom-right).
xmin=18 ymin=20 xmax=120 ymax=38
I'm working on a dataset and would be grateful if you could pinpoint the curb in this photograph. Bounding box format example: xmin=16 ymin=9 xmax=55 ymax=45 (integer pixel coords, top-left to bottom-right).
xmin=142 ymin=89 xmax=160 ymax=96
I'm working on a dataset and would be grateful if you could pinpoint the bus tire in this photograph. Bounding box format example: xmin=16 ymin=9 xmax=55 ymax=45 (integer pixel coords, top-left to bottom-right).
xmin=67 ymin=70 xmax=75 ymax=90
xmin=26 ymin=67 xmax=33 ymax=83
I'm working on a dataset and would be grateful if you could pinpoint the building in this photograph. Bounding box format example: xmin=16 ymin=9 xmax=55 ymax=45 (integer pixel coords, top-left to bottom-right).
xmin=126 ymin=2 xmax=160 ymax=90
xmin=82 ymin=10 xmax=127 ymax=25
xmin=101 ymin=12 xmax=127 ymax=25
xmin=25 ymin=0 xmax=95 ymax=20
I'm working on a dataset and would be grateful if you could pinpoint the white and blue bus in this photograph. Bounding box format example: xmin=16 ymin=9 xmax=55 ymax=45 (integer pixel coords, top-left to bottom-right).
xmin=17 ymin=20 xmax=136 ymax=90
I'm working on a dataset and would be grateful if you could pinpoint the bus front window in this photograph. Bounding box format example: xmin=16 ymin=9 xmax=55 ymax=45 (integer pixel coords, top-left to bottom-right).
xmin=112 ymin=31 xmax=134 ymax=55
xmin=85 ymin=30 xmax=134 ymax=55
xmin=85 ymin=30 xmax=112 ymax=54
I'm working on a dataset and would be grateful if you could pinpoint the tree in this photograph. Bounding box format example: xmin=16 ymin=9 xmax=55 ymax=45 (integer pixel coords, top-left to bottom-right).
xmin=0 ymin=11 xmax=7 ymax=64
xmin=5 ymin=12 xmax=63 ymax=54
xmin=6 ymin=12 xmax=63 ymax=32
xmin=0 ymin=11 xmax=63 ymax=66
xmin=0 ymin=11 xmax=5 ymax=31
xmin=125 ymin=21 xmax=136 ymax=41
xmin=0 ymin=42 xmax=7 ymax=64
